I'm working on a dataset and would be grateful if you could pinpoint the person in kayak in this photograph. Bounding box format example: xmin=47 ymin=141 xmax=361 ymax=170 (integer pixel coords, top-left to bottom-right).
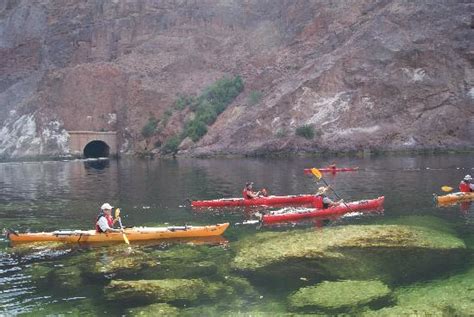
xmin=96 ymin=203 xmax=122 ymax=233
xmin=459 ymin=175 xmax=474 ymax=192
xmin=243 ymin=182 xmax=268 ymax=199
xmin=313 ymin=186 xmax=342 ymax=209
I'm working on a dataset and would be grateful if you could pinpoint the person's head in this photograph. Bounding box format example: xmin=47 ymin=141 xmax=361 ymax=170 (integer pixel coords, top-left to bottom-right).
xmin=316 ymin=186 xmax=328 ymax=195
xmin=246 ymin=182 xmax=254 ymax=189
xmin=101 ymin=203 xmax=113 ymax=214
xmin=464 ymin=175 xmax=472 ymax=182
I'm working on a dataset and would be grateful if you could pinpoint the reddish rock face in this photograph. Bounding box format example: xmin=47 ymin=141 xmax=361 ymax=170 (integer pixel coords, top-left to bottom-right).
xmin=0 ymin=1 xmax=472 ymax=159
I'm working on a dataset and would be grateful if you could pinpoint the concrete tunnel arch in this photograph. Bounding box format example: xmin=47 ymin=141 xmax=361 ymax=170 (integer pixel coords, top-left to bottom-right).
xmin=83 ymin=140 xmax=110 ymax=158
xmin=68 ymin=131 xmax=118 ymax=158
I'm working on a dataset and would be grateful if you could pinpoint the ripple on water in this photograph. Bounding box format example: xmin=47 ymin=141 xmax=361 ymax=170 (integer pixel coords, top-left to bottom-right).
xmin=0 ymin=246 xmax=76 ymax=315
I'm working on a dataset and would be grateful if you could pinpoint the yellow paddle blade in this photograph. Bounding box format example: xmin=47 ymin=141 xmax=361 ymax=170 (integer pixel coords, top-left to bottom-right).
xmin=114 ymin=208 xmax=121 ymax=218
xmin=441 ymin=186 xmax=453 ymax=192
xmin=122 ymin=232 xmax=130 ymax=245
xmin=311 ymin=168 xmax=322 ymax=180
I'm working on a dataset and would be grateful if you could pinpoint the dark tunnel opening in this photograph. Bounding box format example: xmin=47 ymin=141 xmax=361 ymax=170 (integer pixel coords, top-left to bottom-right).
xmin=83 ymin=140 xmax=110 ymax=158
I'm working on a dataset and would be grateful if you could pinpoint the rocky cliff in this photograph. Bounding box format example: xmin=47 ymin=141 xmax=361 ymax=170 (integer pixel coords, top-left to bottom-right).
xmin=0 ymin=0 xmax=472 ymax=159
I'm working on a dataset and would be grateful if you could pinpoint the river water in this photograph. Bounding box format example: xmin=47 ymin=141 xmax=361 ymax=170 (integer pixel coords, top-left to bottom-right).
xmin=0 ymin=153 xmax=473 ymax=315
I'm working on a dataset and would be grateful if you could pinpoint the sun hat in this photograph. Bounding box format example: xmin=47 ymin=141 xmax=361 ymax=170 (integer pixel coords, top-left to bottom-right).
xmin=101 ymin=203 xmax=113 ymax=210
xmin=246 ymin=182 xmax=254 ymax=187
xmin=316 ymin=186 xmax=328 ymax=195
xmin=464 ymin=175 xmax=472 ymax=181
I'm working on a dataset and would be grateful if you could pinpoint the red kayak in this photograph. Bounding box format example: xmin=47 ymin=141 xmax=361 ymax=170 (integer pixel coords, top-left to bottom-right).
xmin=261 ymin=196 xmax=384 ymax=224
xmin=304 ymin=167 xmax=359 ymax=174
xmin=191 ymin=195 xmax=316 ymax=208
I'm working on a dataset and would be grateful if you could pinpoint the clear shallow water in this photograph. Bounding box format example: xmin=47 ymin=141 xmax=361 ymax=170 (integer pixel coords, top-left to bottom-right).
xmin=1 ymin=153 xmax=473 ymax=315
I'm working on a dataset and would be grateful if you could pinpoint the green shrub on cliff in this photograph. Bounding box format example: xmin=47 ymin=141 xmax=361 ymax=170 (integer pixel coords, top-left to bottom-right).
xmin=184 ymin=120 xmax=208 ymax=142
xmin=162 ymin=135 xmax=181 ymax=154
xmin=141 ymin=116 xmax=158 ymax=139
xmin=175 ymin=94 xmax=196 ymax=110
xmin=248 ymin=90 xmax=262 ymax=106
xmin=295 ymin=124 xmax=315 ymax=139
xmin=182 ymin=75 xmax=244 ymax=142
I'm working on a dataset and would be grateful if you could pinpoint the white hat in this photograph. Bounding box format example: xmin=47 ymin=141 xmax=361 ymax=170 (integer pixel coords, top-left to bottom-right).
xmin=101 ymin=203 xmax=113 ymax=210
xmin=464 ymin=175 xmax=472 ymax=181
xmin=316 ymin=186 xmax=328 ymax=195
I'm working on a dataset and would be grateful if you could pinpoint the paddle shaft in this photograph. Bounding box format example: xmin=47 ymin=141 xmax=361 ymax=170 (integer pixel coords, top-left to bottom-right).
xmin=117 ymin=217 xmax=130 ymax=244
xmin=318 ymin=178 xmax=355 ymax=213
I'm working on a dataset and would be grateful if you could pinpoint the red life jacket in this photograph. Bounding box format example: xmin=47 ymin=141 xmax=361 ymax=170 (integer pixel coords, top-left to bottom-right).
xmin=95 ymin=212 xmax=114 ymax=232
xmin=459 ymin=181 xmax=472 ymax=193
xmin=243 ymin=189 xmax=252 ymax=199
xmin=313 ymin=195 xmax=323 ymax=209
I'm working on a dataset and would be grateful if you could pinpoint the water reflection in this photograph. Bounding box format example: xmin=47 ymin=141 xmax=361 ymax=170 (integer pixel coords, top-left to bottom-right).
xmin=83 ymin=159 xmax=110 ymax=171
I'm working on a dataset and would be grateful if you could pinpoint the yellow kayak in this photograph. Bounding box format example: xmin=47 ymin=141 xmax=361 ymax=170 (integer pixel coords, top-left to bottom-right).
xmin=435 ymin=192 xmax=474 ymax=204
xmin=6 ymin=223 xmax=229 ymax=244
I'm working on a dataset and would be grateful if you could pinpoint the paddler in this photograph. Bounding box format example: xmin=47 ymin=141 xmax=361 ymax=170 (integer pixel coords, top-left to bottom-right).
xmin=96 ymin=203 xmax=123 ymax=233
xmin=459 ymin=175 xmax=474 ymax=192
xmin=313 ymin=186 xmax=342 ymax=209
xmin=242 ymin=182 xmax=268 ymax=199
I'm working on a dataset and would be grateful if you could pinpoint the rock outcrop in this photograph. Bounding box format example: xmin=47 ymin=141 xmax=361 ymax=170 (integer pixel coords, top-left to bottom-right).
xmin=1 ymin=1 xmax=472 ymax=159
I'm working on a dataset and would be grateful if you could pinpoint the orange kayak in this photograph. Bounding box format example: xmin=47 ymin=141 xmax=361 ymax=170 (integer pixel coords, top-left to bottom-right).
xmin=435 ymin=192 xmax=474 ymax=204
xmin=6 ymin=223 xmax=229 ymax=244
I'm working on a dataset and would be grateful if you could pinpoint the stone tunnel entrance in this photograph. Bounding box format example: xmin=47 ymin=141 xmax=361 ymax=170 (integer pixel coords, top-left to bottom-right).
xmin=83 ymin=140 xmax=110 ymax=158
xmin=68 ymin=131 xmax=117 ymax=158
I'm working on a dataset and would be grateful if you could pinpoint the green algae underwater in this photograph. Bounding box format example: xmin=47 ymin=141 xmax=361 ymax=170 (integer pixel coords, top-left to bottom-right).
xmin=1 ymin=154 xmax=474 ymax=315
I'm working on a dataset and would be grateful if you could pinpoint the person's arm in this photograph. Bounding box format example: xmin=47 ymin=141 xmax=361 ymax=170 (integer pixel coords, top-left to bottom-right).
xmin=248 ymin=190 xmax=258 ymax=199
xmin=323 ymin=196 xmax=341 ymax=207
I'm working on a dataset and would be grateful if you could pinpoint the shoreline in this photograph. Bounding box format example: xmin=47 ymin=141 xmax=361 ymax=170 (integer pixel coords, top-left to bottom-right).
xmin=0 ymin=148 xmax=473 ymax=163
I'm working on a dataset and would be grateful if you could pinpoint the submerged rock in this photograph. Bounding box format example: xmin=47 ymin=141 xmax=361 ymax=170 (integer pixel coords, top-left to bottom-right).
xmin=288 ymin=280 xmax=391 ymax=313
xmin=127 ymin=303 xmax=180 ymax=316
xmin=231 ymin=224 xmax=466 ymax=283
xmin=105 ymin=278 xmax=229 ymax=304
xmin=388 ymin=266 xmax=474 ymax=316
xmin=139 ymin=244 xmax=230 ymax=280
xmin=362 ymin=304 xmax=446 ymax=316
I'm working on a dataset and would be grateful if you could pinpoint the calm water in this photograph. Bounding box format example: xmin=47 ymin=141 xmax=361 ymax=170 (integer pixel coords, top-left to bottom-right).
xmin=1 ymin=154 xmax=473 ymax=315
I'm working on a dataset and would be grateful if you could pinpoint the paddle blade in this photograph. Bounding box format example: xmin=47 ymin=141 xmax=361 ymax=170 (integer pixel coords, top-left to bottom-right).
xmin=311 ymin=168 xmax=322 ymax=180
xmin=122 ymin=232 xmax=130 ymax=244
xmin=441 ymin=186 xmax=453 ymax=192
xmin=115 ymin=208 xmax=121 ymax=218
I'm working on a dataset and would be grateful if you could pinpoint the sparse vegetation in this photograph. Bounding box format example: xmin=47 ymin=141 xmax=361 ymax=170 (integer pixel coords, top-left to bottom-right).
xmin=161 ymin=135 xmax=181 ymax=154
xmin=295 ymin=124 xmax=315 ymax=139
xmin=161 ymin=110 xmax=172 ymax=126
xmin=275 ymin=128 xmax=288 ymax=138
xmin=182 ymin=75 xmax=244 ymax=142
xmin=157 ymin=75 xmax=244 ymax=154
xmin=141 ymin=116 xmax=158 ymax=139
xmin=248 ymin=90 xmax=263 ymax=106
xmin=174 ymin=94 xmax=196 ymax=110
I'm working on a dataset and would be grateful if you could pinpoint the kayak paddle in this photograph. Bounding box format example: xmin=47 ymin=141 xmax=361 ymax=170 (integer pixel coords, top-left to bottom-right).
xmin=114 ymin=208 xmax=130 ymax=245
xmin=310 ymin=168 xmax=354 ymax=213
xmin=441 ymin=186 xmax=454 ymax=192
